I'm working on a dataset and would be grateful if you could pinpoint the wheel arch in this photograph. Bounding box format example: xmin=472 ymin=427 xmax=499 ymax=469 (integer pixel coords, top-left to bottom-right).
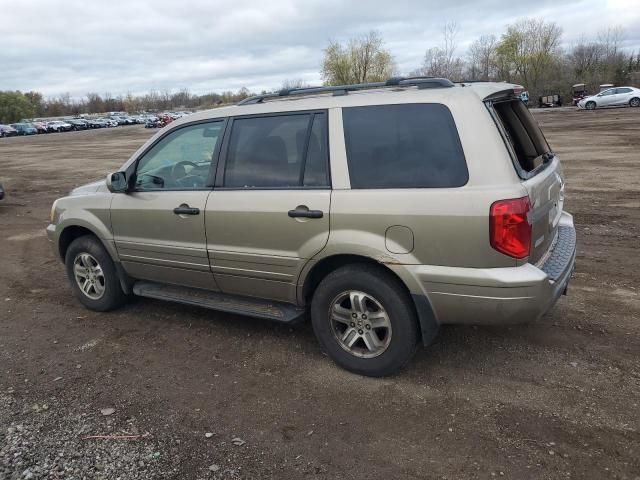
xmin=57 ymin=224 xmax=110 ymax=261
xmin=299 ymin=254 xmax=438 ymax=345
xmin=57 ymin=223 xmax=133 ymax=294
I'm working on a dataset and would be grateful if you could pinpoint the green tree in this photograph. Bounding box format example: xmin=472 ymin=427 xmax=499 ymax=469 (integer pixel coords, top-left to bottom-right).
xmin=0 ymin=91 xmax=35 ymax=123
xmin=321 ymin=30 xmax=395 ymax=85
xmin=495 ymin=19 xmax=562 ymax=95
xmin=24 ymin=91 xmax=45 ymax=117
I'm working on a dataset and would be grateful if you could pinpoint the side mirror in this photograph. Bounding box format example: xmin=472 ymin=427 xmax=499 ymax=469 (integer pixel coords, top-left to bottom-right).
xmin=106 ymin=171 xmax=128 ymax=193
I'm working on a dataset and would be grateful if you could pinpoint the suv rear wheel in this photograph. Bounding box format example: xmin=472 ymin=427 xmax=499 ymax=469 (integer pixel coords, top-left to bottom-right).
xmin=65 ymin=235 xmax=127 ymax=311
xmin=311 ymin=264 xmax=419 ymax=377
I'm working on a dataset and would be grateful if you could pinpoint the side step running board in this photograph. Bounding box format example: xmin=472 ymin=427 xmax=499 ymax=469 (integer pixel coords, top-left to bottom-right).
xmin=132 ymin=281 xmax=305 ymax=323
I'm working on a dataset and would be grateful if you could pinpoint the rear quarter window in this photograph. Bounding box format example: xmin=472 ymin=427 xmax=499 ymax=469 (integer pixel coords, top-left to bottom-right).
xmin=490 ymin=99 xmax=551 ymax=177
xmin=342 ymin=103 xmax=468 ymax=189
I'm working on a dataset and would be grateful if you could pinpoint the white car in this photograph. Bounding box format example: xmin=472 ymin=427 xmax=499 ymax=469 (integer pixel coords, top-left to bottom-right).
xmin=577 ymin=86 xmax=640 ymax=110
xmin=46 ymin=121 xmax=73 ymax=132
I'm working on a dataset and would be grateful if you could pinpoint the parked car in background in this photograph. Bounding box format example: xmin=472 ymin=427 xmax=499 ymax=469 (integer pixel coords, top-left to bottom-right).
xmin=47 ymin=78 xmax=575 ymax=376
xmin=578 ymin=86 xmax=640 ymax=110
xmin=10 ymin=123 xmax=38 ymax=135
xmin=31 ymin=121 xmax=48 ymax=133
xmin=0 ymin=183 xmax=4 ymax=200
xmin=571 ymin=83 xmax=588 ymax=105
xmin=46 ymin=121 xmax=73 ymax=132
xmin=86 ymin=118 xmax=104 ymax=128
xmin=68 ymin=119 xmax=89 ymax=131
xmin=111 ymin=116 xmax=135 ymax=125
xmin=0 ymin=125 xmax=18 ymax=137
xmin=103 ymin=118 xmax=119 ymax=127
xmin=538 ymin=94 xmax=562 ymax=108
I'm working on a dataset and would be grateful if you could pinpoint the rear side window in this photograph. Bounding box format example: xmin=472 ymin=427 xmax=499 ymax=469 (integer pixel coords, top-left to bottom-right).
xmin=223 ymin=112 xmax=329 ymax=188
xmin=491 ymin=100 xmax=551 ymax=174
xmin=342 ymin=103 xmax=468 ymax=189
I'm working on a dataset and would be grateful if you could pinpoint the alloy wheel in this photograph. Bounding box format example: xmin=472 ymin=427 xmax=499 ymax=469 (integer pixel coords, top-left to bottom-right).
xmin=73 ymin=253 xmax=106 ymax=300
xmin=328 ymin=290 xmax=392 ymax=358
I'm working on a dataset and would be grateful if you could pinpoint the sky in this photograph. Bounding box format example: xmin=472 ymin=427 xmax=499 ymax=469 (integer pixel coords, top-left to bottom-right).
xmin=1 ymin=0 xmax=639 ymax=99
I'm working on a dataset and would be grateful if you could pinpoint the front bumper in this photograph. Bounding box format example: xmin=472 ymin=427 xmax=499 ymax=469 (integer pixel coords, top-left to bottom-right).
xmin=401 ymin=212 xmax=576 ymax=325
xmin=46 ymin=223 xmax=59 ymax=258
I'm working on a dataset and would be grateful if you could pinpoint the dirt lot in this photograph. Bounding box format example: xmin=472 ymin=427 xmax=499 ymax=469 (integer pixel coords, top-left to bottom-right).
xmin=1 ymin=108 xmax=639 ymax=480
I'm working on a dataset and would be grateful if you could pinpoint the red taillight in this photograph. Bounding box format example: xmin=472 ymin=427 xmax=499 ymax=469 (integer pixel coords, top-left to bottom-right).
xmin=489 ymin=197 xmax=531 ymax=259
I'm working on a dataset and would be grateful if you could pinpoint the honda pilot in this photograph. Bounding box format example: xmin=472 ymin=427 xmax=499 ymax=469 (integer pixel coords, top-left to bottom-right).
xmin=47 ymin=77 xmax=576 ymax=376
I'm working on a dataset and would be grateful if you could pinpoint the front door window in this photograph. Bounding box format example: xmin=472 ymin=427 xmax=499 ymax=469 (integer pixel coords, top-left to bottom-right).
xmin=135 ymin=121 xmax=224 ymax=190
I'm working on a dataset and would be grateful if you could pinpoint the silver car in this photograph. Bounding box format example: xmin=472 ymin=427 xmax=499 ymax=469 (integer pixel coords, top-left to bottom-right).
xmin=578 ymin=86 xmax=640 ymax=110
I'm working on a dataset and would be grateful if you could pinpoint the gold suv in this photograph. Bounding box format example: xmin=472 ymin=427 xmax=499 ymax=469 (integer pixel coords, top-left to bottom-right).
xmin=47 ymin=78 xmax=576 ymax=376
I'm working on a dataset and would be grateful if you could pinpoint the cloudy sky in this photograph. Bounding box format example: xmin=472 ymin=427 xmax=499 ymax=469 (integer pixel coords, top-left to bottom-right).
xmin=1 ymin=0 xmax=639 ymax=98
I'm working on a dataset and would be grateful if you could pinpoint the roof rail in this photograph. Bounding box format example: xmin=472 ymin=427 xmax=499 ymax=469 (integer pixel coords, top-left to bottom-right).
xmin=237 ymin=76 xmax=454 ymax=105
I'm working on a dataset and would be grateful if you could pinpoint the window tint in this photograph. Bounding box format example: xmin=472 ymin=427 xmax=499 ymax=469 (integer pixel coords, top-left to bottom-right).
xmin=135 ymin=122 xmax=223 ymax=190
xmin=304 ymin=114 xmax=329 ymax=187
xmin=342 ymin=104 xmax=468 ymax=189
xmin=600 ymin=89 xmax=615 ymax=96
xmin=616 ymin=87 xmax=632 ymax=94
xmin=223 ymin=113 xmax=329 ymax=188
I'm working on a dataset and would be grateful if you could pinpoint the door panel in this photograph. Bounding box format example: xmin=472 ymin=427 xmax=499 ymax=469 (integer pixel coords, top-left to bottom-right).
xmin=112 ymin=120 xmax=224 ymax=290
xmin=112 ymin=191 xmax=218 ymax=290
xmin=613 ymin=88 xmax=632 ymax=105
xmin=206 ymin=190 xmax=330 ymax=302
xmin=597 ymin=89 xmax=615 ymax=107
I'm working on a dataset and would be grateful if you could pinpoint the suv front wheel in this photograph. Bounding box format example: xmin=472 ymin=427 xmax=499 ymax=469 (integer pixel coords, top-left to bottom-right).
xmin=65 ymin=235 xmax=127 ymax=312
xmin=311 ymin=264 xmax=419 ymax=377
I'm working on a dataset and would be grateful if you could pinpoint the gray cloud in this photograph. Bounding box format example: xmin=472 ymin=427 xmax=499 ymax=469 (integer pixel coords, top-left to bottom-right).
xmin=1 ymin=0 xmax=638 ymax=98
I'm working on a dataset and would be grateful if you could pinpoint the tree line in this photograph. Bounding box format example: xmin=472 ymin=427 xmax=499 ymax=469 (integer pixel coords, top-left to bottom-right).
xmin=1 ymin=17 xmax=639 ymax=123
xmin=0 ymin=88 xmax=254 ymax=123
xmin=322 ymin=21 xmax=639 ymax=101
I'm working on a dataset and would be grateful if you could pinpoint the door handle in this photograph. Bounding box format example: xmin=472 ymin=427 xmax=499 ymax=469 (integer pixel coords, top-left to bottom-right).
xmin=288 ymin=208 xmax=323 ymax=219
xmin=173 ymin=204 xmax=200 ymax=215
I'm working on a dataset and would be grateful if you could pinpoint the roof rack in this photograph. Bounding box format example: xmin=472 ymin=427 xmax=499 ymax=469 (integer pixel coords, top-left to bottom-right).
xmin=237 ymin=76 xmax=454 ymax=105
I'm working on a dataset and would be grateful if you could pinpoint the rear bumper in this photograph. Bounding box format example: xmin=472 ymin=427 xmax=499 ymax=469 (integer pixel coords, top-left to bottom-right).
xmin=400 ymin=212 xmax=576 ymax=325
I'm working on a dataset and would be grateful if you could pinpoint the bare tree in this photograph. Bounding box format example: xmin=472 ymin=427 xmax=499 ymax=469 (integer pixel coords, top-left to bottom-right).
xmin=466 ymin=35 xmax=497 ymax=81
xmin=321 ymin=30 xmax=395 ymax=85
xmin=281 ymin=79 xmax=310 ymax=90
xmin=566 ymin=25 xmax=631 ymax=91
xmin=415 ymin=22 xmax=465 ymax=80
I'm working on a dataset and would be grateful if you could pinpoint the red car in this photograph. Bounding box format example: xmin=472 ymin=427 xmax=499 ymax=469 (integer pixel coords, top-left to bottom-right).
xmin=572 ymin=84 xmax=587 ymax=106
xmin=31 ymin=121 xmax=48 ymax=133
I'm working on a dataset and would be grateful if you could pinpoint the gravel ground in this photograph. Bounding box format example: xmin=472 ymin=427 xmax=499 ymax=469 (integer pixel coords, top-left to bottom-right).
xmin=1 ymin=107 xmax=639 ymax=479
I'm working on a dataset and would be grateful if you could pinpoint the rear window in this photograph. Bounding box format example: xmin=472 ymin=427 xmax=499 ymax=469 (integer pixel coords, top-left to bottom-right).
xmin=342 ymin=103 xmax=468 ymax=189
xmin=491 ymin=100 xmax=551 ymax=175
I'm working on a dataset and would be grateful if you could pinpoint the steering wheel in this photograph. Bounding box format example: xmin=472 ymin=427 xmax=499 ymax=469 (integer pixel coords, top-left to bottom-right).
xmin=170 ymin=161 xmax=199 ymax=181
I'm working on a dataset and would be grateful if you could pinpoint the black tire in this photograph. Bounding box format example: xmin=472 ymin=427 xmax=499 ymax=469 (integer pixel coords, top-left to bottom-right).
xmin=65 ymin=235 xmax=127 ymax=312
xmin=310 ymin=264 xmax=421 ymax=377
xmin=586 ymin=101 xmax=596 ymax=110
xmin=630 ymin=97 xmax=640 ymax=108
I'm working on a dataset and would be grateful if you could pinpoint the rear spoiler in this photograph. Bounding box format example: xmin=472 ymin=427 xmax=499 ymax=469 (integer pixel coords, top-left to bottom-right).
xmin=460 ymin=82 xmax=524 ymax=102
